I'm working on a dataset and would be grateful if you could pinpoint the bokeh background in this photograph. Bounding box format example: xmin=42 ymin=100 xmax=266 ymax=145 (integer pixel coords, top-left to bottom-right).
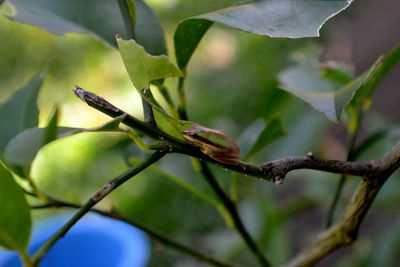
xmin=1 ymin=0 xmax=400 ymax=266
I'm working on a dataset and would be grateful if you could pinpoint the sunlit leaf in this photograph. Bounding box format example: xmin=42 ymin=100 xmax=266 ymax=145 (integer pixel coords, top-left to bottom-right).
xmin=244 ymin=117 xmax=286 ymax=160
xmin=42 ymin=106 xmax=59 ymax=146
xmin=7 ymin=0 xmax=166 ymax=55
xmin=174 ymin=0 xmax=352 ymax=70
xmin=0 ymin=163 xmax=31 ymax=251
xmin=0 ymin=74 xmax=42 ymax=155
xmin=3 ymin=116 xmax=126 ymax=177
xmin=117 ymin=37 xmax=183 ymax=90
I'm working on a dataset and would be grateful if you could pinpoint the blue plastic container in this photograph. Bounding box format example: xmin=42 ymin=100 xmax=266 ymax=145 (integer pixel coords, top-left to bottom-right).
xmin=0 ymin=212 xmax=150 ymax=267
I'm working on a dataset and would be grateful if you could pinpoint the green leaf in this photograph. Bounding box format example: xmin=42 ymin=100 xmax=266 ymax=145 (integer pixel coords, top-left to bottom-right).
xmin=350 ymin=45 xmax=400 ymax=108
xmin=244 ymin=117 xmax=286 ymax=160
xmin=0 ymin=0 xmax=6 ymax=8
xmin=87 ymin=114 xmax=126 ymax=131
xmin=151 ymin=105 xmax=192 ymax=140
xmin=3 ymin=116 xmax=126 ymax=177
xmin=279 ymin=60 xmax=344 ymax=121
xmin=319 ymin=63 xmax=354 ymax=84
xmin=117 ymin=37 xmax=183 ymax=90
xmin=279 ymin=45 xmax=400 ymax=122
xmin=174 ymin=19 xmax=213 ymax=71
xmin=134 ymin=0 xmax=166 ymax=55
xmin=7 ymin=0 xmax=166 ymax=55
xmin=42 ymin=106 xmax=60 ymax=146
xmin=0 ymin=74 xmax=43 ymax=155
xmin=3 ymin=127 xmax=74 ymax=177
xmin=174 ymin=0 xmax=352 ymax=70
xmin=0 ymin=163 xmax=31 ymax=251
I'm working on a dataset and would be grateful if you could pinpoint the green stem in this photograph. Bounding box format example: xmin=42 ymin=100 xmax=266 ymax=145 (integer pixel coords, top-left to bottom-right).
xmin=141 ymin=87 xmax=157 ymax=125
xmin=174 ymin=75 xmax=270 ymax=266
xmin=116 ymin=0 xmax=158 ymax=127
xmin=31 ymin=151 xmax=166 ymax=266
xmin=177 ymin=77 xmax=189 ymax=120
xmin=116 ymin=0 xmax=136 ymax=39
xmin=27 ymin=176 xmax=48 ymax=203
xmin=326 ymin=112 xmax=363 ymax=228
xmin=200 ymin=162 xmax=271 ymax=267
xmin=18 ymin=249 xmax=33 ymax=267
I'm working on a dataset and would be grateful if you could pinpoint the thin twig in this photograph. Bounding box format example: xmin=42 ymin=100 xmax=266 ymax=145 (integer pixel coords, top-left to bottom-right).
xmin=31 ymin=151 xmax=166 ymax=266
xmin=326 ymin=112 xmax=363 ymax=227
xmin=30 ymin=199 xmax=238 ymax=267
xmin=200 ymin=162 xmax=271 ymax=267
xmin=141 ymin=87 xmax=157 ymax=125
xmin=177 ymin=77 xmax=189 ymax=120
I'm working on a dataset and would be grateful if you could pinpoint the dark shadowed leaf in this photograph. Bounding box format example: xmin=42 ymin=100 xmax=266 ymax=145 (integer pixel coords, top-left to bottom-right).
xmin=0 ymin=74 xmax=42 ymax=155
xmin=7 ymin=0 xmax=166 ymax=55
xmin=174 ymin=19 xmax=213 ymax=71
xmin=0 ymin=163 xmax=31 ymax=251
xmin=117 ymin=36 xmax=183 ymax=90
xmin=350 ymin=45 xmax=400 ymax=108
xmin=129 ymin=157 xmax=232 ymax=227
xmin=244 ymin=117 xmax=286 ymax=160
xmin=174 ymin=0 xmax=352 ymax=70
xmin=279 ymin=45 xmax=400 ymax=122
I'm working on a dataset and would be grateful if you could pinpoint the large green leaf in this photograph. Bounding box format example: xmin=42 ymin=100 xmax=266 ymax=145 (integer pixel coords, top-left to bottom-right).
xmin=0 ymin=163 xmax=31 ymax=251
xmin=117 ymin=36 xmax=183 ymax=90
xmin=279 ymin=45 xmax=400 ymax=122
xmin=0 ymin=74 xmax=42 ymax=155
xmin=3 ymin=115 xmax=126 ymax=177
xmin=244 ymin=117 xmax=286 ymax=160
xmin=7 ymin=0 xmax=166 ymax=55
xmin=174 ymin=0 xmax=352 ymax=70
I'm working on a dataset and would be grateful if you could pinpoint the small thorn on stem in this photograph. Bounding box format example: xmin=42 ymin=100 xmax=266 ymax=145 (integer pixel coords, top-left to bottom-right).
xmin=274 ymin=176 xmax=284 ymax=186
xmin=306 ymin=151 xmax=315 ymax=160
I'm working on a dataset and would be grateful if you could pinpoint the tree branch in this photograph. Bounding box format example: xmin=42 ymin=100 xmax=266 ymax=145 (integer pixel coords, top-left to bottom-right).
xmin=282 ymin=176 xmax=389 ymax=267
xmin=72 ymin=86 xmax=400 ymax=184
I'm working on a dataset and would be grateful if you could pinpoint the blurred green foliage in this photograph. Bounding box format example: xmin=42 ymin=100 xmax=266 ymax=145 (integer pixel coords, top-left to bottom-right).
xmin=1 ymin=0 xmax=400 ymax=266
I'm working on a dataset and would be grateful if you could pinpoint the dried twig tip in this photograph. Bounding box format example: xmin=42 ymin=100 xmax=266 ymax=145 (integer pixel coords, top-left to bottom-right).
xmin=72 ymin=85 xmax=86 ymax=102
xmin=72 ymin=86 xmax=120 ymax=113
